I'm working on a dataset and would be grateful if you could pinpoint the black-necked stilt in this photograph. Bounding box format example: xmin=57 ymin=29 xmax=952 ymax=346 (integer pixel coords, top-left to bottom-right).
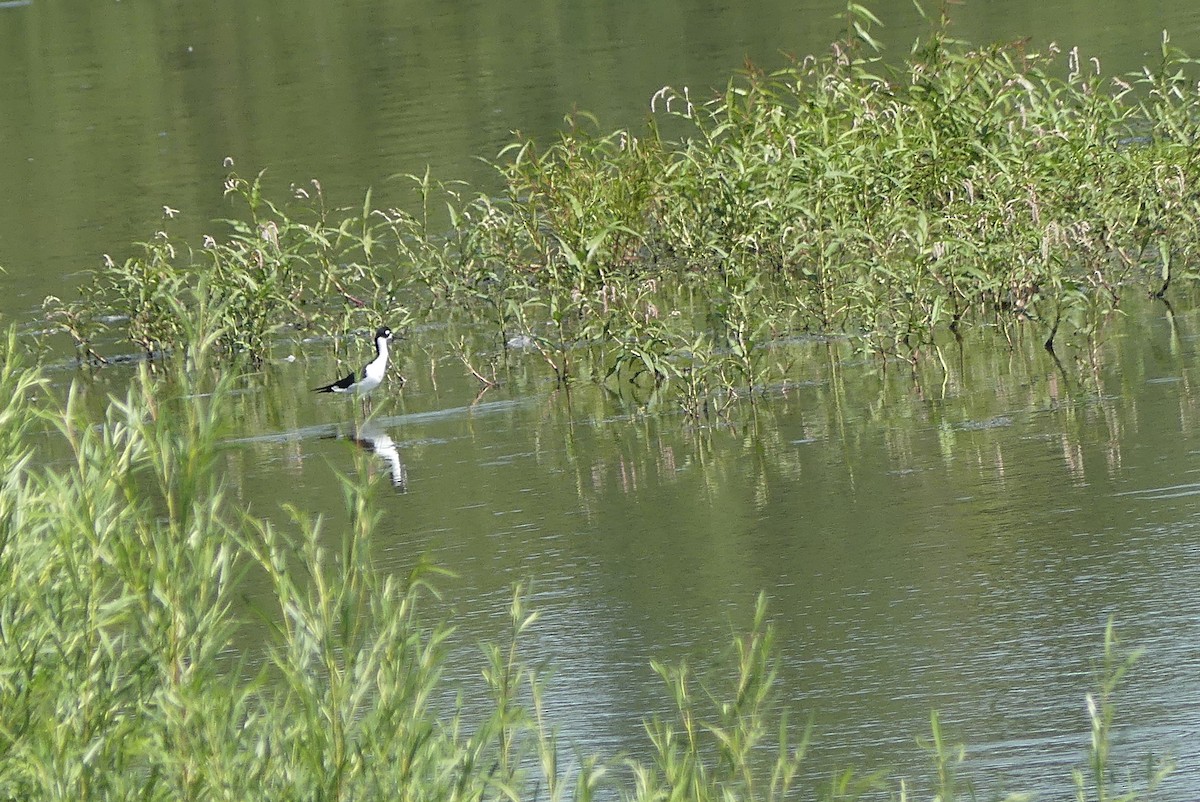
xmin=313 ymin=326 xmax=394 ymax=404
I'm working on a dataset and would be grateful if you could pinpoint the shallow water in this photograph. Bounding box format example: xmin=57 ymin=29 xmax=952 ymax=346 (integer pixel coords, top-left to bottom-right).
xmin=7 ymin=0 xmax=1200 ymax=796
xmin=84 ymin=296 xmax=1186 ymax=798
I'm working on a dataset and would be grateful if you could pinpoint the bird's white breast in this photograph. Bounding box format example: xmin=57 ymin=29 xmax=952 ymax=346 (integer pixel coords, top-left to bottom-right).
xmin=358 ymin=340 xmax=389 ymax=395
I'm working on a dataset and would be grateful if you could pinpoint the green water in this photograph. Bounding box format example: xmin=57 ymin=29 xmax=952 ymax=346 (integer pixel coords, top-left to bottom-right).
xmin=5 ymin=0 xmax=1200 ymax=797
xmin=4 ymin=0 xmax=1199 ymax=306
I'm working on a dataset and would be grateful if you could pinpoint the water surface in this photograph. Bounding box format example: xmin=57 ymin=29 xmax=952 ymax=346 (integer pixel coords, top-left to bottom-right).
xmin=3 ymin=0 xmax=1199 ymax=310
xmin=6 ymin=1 xmax=1200 ymax=797
xmin=83 ymin=297 xmax=1192 ymax=798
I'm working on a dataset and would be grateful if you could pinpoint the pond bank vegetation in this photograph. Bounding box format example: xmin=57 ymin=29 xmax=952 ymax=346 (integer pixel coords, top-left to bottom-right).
xmin=7 ymin=6 xmax=1186 ymax=797
xmin=0 ymin=321 xmax=1171 ymax=800
xmin=43 ymin=5 xmax=1200 ymax=416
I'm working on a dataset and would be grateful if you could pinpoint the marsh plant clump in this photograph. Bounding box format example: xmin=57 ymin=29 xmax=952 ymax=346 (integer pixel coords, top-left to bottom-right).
xmin=0 ymin=319 xmax=1170 ymax=801
xmin=46 ymin=5 xmax=1200 ymax=413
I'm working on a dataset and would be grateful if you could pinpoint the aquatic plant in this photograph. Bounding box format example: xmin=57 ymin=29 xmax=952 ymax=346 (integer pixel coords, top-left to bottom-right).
xmin=1072 ymin=621 xmax=1172 ymax=802
xmin=0 ymin=321 xmax=1171 ymax=799
xmin=44 ymin=6 xmax=1200 ymax=412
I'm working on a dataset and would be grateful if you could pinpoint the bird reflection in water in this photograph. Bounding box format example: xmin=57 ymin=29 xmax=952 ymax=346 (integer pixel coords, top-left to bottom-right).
xmin=354 ymin=422 xmax=407 ymax=491
xmin=323 ymin=421 xmax=408 ymax=491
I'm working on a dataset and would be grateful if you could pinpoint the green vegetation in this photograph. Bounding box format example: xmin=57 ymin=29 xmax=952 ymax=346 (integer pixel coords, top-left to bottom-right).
xmin=11 ymin=8 xmax=1187 ymax=796
xmin=44 ymin=5 xmax=1200 ymax=414
xmin=0 ymin=318 xmax=1170 ymax=800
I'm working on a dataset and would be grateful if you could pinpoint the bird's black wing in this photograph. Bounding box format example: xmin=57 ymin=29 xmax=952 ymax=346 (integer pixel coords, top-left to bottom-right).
xmin=312 ymin=371 xmax=356 ymax=393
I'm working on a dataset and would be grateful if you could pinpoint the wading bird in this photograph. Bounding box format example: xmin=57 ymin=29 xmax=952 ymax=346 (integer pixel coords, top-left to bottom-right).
xmin=313 ymin=325 xmax=394 ymax=411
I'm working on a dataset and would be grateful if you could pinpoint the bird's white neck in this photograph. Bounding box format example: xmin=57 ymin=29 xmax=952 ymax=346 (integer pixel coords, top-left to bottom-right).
xmin=363 ymin=335 xmax=390 ymax=384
